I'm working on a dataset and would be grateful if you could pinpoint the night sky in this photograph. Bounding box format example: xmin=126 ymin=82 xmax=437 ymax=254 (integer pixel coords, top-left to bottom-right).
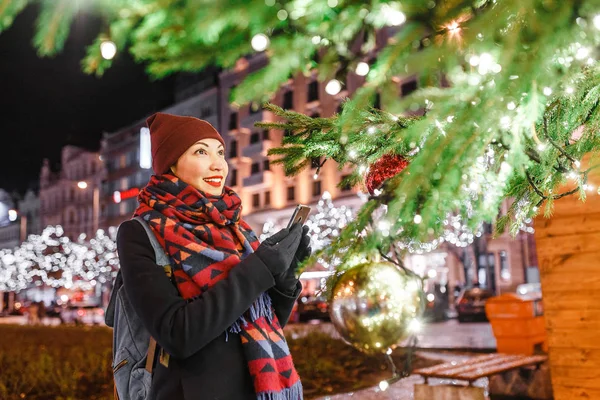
xmin=0 ymin=4 xmax=175 ymax=195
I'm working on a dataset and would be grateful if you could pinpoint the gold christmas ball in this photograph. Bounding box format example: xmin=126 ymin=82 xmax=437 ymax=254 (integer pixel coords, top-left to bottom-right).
xmin=329 ymin=260 xmax=423 ymax=354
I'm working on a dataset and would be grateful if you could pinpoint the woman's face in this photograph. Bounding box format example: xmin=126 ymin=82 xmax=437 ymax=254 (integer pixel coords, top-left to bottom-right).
xmin=171 ymin=138 xmax=228 ymax=196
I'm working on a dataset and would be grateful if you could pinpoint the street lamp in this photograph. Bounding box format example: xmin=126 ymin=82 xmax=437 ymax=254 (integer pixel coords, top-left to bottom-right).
xmin=78 ymin=181 xmax=99 ymax=235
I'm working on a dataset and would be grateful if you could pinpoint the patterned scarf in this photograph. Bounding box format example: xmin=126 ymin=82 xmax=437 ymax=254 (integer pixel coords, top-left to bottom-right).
xmin=134 ymin=174 xmax=302 ymax=400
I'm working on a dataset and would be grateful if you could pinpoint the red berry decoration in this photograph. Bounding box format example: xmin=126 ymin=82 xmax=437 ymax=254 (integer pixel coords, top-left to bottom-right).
xmin=365 ymin=154 xmax=409 ymax=196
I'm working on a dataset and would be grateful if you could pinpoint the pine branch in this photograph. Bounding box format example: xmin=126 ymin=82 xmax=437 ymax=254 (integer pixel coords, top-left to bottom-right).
xmin=0 ymin=0 xmax=28 ymax=33
xmin=34 ymin=0 xmax=77 ymax=57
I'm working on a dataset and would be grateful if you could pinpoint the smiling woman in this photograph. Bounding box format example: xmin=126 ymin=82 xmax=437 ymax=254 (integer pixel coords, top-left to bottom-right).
xmin=111 ymin=112 xmax=311 ymax=400
xmin=170 ymin=139 xmax=228 ymax=196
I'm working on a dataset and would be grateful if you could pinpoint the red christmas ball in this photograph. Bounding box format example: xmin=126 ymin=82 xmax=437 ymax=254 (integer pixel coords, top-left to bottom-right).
xmin=365 ymin=154 xmax=409 ymax=196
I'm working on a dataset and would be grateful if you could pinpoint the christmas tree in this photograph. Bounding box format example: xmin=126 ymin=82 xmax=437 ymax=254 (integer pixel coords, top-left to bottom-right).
xmin=2 ymin=0 xmax=597 ymax=272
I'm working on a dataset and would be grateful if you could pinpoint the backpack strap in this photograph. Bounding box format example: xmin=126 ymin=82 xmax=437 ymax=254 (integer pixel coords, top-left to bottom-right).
xmin=132 ymin=216 xmax=172 ymax=373
xmin=133 ymin=216 xmax=170 ymax=266
xmin=145 ymin=338 xmax=158 ymax=373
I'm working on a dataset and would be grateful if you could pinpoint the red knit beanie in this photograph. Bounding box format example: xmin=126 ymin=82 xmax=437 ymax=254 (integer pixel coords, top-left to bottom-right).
xmin=146 ymin=112 xmax=226 ymax=174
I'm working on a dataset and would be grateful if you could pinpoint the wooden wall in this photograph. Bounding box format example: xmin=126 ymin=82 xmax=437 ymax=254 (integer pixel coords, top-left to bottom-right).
xmin=534 ymin=163 xmax=600 ymax=399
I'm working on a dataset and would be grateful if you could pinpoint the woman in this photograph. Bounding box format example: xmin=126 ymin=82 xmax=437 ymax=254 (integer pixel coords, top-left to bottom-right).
xmin=117 ymin=112 xmax=309 ymax=400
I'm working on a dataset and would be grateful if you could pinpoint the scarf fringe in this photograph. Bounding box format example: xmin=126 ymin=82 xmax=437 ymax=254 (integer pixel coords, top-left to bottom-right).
xmin=227 ymin=292 xmax=274 ymax=338
xmin=257 ymin=380 xmax=303 ymax=400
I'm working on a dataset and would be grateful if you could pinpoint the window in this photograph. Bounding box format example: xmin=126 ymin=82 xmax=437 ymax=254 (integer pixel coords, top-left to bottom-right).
xmin=308 ymin=80 xmax=319 ymax=102
xmin=262 ymin=129 xmax=270 ymax=140
xmin=312 ymin=180 xmax=322 ymax=197
xmin=250 ymin=132 xmax=260 ymax=144
xmin=341 ymin=174 xmax=352 ymax=191
xmin=252 ymin=193 xmax=260 ymax=208
xmin=251 ymin=162 xmax=260 ymax=174
xmin=283 ymin=90 xmax=294 ymax=109
xmin=311 ymin=157 xmax=322 ymax=169
xmin=263 ymin=160 xmax=270 ymax=171
xmin=127 ymin=150 xmax=136 ymax=166
xmin=229 ymin=112 xmax=238 ymax=130
xmin=287 ymin=186 xmax=295 ymax=201
xmin=500 ymin=251 xmax=510 ymax=280
xmin=136 ymin=171 xmax=146 ymax=187
xmin=401 ymin=80 xmax=418 ymax=97
xmin=484 ymin=222 xmax=494 ymax=235
xmin=264 ymin=191 xmax=271 ymax=206
xmin=229 ymin=140 xmax=238 ymax=158
xmin=230 ymin=169 xmax=238 ymax=186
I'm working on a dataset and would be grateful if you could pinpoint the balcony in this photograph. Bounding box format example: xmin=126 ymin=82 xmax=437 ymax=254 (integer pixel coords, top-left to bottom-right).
xmin=240 ymin=111 xmax=264 ymax=130
xmin=243 ymin=171 xmax=273 ymax=187
xmin=242 ymin=140 xmax=273 ymax=158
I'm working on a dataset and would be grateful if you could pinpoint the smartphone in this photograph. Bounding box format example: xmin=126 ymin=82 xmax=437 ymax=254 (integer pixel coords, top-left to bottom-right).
xmin=287 ymin=204 xmax=312 ymax=229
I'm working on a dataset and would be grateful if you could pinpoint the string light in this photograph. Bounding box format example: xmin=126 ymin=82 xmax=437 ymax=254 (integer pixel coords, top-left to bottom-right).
xmin=355 ymin=62 xmax=370 ymax=76
xmin=382 ymin=5 xmax=406 ymax=26
xmin=445 ymin=20 xmax=461 ymax=38
xmin=0 ymin=226 xmax=119 ymax=292
xmin=100 ymin=41 xmax=117 ymax=60
xmin=251 ymin=34 xmax=270 ymax=52
xmin=594 ymin=15 xmax=600 ymax=30
xmin=575 ymin=47 xmax=590 ymax=60
xmin=277 ymin=10 xmax=288 ymax=20
xmin=325 ymin=79 xmax=342 ymax=95
xmin=543 ymin=87 xmax=553 ymax=96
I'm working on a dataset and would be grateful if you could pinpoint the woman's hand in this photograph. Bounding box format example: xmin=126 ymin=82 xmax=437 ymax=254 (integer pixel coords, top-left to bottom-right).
xmin=254 ymin=223 xmax=303 ymax=276
xmin=274 ymin=225 xmax=311 ymax=294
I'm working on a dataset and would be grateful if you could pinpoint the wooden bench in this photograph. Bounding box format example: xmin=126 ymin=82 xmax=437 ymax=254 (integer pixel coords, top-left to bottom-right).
xmin=412 ymin=354 xmax=548 ymax=400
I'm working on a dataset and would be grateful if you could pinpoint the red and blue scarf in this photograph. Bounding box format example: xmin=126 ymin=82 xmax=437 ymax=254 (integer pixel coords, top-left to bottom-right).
xmin=135 ymin=174 xmax=302 ymax=400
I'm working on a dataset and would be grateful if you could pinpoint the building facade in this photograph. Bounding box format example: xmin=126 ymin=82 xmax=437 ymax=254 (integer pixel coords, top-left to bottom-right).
xmin=39 ymin=146 xmax=104 ymax=240
xmin=18 ymin=189 xmax=41 ymax=240
xmin=0 ymin=189 xmax=19 ymax=250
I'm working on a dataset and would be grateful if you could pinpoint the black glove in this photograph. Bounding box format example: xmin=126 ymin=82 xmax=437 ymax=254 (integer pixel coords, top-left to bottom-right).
xmin=254 ymin=223 xmax=303 ymax=276
xmin=274 ymin=225 xmax=312 ymax=294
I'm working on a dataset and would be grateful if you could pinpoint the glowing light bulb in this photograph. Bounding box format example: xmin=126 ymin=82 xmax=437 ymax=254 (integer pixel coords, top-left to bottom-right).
xmin=594 ymin=15 xmax=600 ymax=30
xmin=100 ymin=41 xmax=117 ymax=60
xmin=325 ymin=79 xmax=342 ymax=95
xmin=251 ymin=34 xmax=269 ymax=52
xmin=355 ymin=62 xmax=370 ymax=76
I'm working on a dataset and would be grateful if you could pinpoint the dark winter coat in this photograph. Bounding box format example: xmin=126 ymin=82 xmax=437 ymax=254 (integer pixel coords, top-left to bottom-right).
xmin=116 ymin=220 xmax=301 ymax=400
